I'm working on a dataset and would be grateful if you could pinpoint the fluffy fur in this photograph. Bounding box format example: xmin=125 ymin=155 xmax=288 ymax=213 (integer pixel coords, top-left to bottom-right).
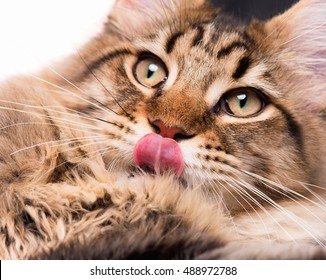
xmin=0 ymin=0 xmax=325 ymax=259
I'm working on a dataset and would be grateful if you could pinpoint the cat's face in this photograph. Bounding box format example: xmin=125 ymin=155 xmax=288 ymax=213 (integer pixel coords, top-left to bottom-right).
xmin=59 ymin=0 xmax=325 ymax=210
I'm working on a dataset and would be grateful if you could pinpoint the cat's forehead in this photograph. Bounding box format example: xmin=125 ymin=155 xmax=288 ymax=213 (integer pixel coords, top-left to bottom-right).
xmin=136 ymin=14 xmax=244 ymax=54
xmin=128 ymin=14 xmax=267 ymax=97
xmin=132 ymin=10 xmax=247 ymax=51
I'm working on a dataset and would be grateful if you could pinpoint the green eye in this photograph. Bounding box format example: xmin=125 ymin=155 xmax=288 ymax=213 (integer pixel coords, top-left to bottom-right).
xmin=223 ymin=88 xmax=266 ymax=117
xmin=134 ymin=56 xmax=167 ymax=88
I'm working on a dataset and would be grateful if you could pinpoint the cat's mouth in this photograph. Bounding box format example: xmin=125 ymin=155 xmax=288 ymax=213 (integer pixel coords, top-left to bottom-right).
xmin=133 ymin=133 xmax=184 ymax=177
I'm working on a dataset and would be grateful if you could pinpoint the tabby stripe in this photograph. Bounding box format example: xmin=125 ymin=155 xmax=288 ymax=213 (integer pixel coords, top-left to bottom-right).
xmin=217 ymin=41 xmax=249 ymax=59
xmin=165 ymin=31 xmax=184 ymax=54
xmin=263 ymin=71 xmax=272 ymax=79
xmin=320 ymin=109 xmax=326 ymax=120
xmin=275 ymin=104 xmax=303 ymax=149
xmin=86 ymin=49 xmax=132 ymax=73
xmin=232 ymin=56 xmax=251 ymax=80
xmin=191 ymin=24 xmax=205 ymax=47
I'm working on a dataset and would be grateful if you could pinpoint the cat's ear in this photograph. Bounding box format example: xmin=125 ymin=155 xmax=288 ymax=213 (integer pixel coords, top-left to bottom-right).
xmin=113 ymin=0 xmax=207 ymax=14
xmin=108 ymin=0 xmax=207 ymax=39
xmin=266 ymin=0 xmax=326 ymax=113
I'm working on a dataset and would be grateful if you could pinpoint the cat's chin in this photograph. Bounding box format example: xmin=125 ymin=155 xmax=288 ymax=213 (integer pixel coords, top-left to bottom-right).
xmin=103 ymin=157 xmax=220 ymax=190
xmin=101 ymin=151 xmax=186 ymax=182
xmin=106 ymin=162 xmax=193 ymax=190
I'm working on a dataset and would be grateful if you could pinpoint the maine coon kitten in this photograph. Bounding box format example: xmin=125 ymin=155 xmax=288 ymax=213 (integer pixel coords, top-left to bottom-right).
xmin=0 ymin=0 xmax=325 ymax=259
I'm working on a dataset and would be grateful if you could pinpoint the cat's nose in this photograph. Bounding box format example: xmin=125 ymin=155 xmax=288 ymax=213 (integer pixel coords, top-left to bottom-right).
xmin=151 ymin=120 xmax=193 ymax=141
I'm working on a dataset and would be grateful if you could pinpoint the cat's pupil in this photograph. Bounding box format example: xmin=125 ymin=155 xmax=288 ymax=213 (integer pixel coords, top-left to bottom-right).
xmin=237 ymin=93 xmax=248 ymax=109
xmin=147 ymin=64 xmax=158 ymax=79
xmin=134 ymin=57 xmax=167 ymax=88
xmin=222 ymin=88 xmax=264 ymax=117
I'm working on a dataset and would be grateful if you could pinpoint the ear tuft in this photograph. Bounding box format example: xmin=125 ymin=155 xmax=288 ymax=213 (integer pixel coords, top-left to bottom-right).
xmin=266 ymin=0 xmax=326 ymax=113
xmin=268 ymin=0 xmax=326 ymax=73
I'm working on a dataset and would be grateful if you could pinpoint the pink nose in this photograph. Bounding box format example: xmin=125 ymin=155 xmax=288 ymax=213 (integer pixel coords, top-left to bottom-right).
xmin=152 ymin=120 xmax=185 ymax=139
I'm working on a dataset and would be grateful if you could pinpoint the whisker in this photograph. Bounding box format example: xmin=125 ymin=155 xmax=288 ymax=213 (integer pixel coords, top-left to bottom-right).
xmin=0 ymin=99 xmax=116 ymax=130
xmin=75 ymin=146 xmax=122 ymax=175
xmin=204 ymin=179 xmax=242 ymax=240
xmin=50 ymin=136 xmax=106 ymax=149
xmin=208 ymin=172 xmax=255 ymax=222
xmin=76 ymin=51 xmax=130 ymax=117
xmin=279 ymin=21 xmax=326 ymax=47
xmin=44 ymin=66 xmax=123 ymax=117
xmin=230 ymin=175 xmax=302 ymax=243
xmin=246 ymin=4 xmax=306 ymax=58
xmin=37 ymin=143 xmax=115 ymax=180
xmin=0 ymin=122 xmax=103 ymax=144
xmin=234 ymin=152 xmax=302 ymax=174
xmin=241 ymin=169 xmax=326 ymax=212
xmin=201 ymin=168 xmax=265 ymax=236
xmin=49 ymin=134 xmax=129 ymax=177
xmin=235 ymin=170 xmax=326 ymax=247
xmin=293 ymin=180 xmax=326 ymax=206
xmin=60 ymin=139 xmax=109 ymax=155
xmin=10 ymin=136 xmax=105 ymax=156
xmin=222 ymin=174 xmax=275 ymax=241
xmin=29 ymin=74 xmax=119 ymax=117
xmin=261 ymin=180 xmax=326 ymax=228
xmin=0 ymin=104 xmax=107 ymax=134
xmin=0 ymin=121 xmax=49 ymax=132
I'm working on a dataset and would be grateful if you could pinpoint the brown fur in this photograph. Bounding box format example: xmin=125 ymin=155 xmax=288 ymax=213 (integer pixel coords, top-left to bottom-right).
xmin=0 ymin=0 xmax=325 ymax=259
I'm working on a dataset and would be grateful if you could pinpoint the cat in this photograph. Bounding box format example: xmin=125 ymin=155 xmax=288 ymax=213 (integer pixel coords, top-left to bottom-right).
xmin=0 ymin=0 xmax=325 ymax=260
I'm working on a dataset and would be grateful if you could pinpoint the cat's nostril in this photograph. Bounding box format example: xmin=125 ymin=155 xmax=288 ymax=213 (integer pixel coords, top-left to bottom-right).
xmin=151 ymin=120 xmax=193 ymax=141
xmin=173 ymin=133 xmax=194 ymax=142
xmin=151 ymin=122 xmax=161 ymax=134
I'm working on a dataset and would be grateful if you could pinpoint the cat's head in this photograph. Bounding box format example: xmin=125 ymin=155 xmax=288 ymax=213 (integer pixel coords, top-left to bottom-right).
xmin=58 ymin=0 xmax=326 ymax=210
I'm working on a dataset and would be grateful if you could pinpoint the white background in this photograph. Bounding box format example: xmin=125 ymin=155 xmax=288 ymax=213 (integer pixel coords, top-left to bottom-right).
xmin=0 ymin=0 xmax=115 ymax=81
xmin=2 ymin=260 xmax=324 ymax=280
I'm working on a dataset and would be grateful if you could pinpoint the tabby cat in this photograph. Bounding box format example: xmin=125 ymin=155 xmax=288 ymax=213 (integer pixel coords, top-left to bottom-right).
xmin=0 ymin=0 xmax=325 ymax=259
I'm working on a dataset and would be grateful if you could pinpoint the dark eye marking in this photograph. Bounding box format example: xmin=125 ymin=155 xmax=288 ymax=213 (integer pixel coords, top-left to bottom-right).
xmin=232 ymin=56 xmax=251 ymax=80
xmin=165 ymin=31 xmax=184 ymax=54
xmin=217 ymin=41 xmax=249 ymax=59
xmin=86 ymin=49 xmax=132 ymax=73
xmin=191 ymin=24 xmax=205 ymax=47
xmin=274 ymin=104 xmax=303 ymax=150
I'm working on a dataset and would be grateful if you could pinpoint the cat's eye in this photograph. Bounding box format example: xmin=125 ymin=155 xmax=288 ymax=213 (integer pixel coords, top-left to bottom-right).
xmin=134 ymin=56 xmax=167 ymax=88
xmin=221 ymin=88 xmax=266 ymax=117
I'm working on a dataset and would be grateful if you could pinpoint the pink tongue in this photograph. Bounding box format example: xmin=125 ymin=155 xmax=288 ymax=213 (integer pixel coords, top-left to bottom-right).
xmin=133 ymin=133 xmax=184 ymax=176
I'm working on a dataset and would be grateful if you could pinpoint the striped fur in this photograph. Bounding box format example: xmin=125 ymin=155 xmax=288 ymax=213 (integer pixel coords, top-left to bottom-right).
xmin=0 ymin=0 xmax=325 ymax=259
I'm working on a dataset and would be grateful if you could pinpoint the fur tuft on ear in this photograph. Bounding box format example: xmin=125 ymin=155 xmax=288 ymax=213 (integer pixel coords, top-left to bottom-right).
xmin=108 ymin=0 xmax=207 ymax=39
xmin=266 ymin=0 xmax=326 ymax=113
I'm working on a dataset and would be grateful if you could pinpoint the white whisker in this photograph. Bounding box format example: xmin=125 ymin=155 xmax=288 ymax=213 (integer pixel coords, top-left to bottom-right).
xmin=236 ymin=170 xmax=326 ymax=247
xmin=29 ymin=74 xmax=118 ymax=117
xmin=241 ymin=169 xmax=326 ymax=213
xmin=10 ymin=136 xmax=105 ymax=156
xmin=0 ymin=104 xmax=105 ymax=134
xmin=279 ymin=21 xmax=326 ymax=47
